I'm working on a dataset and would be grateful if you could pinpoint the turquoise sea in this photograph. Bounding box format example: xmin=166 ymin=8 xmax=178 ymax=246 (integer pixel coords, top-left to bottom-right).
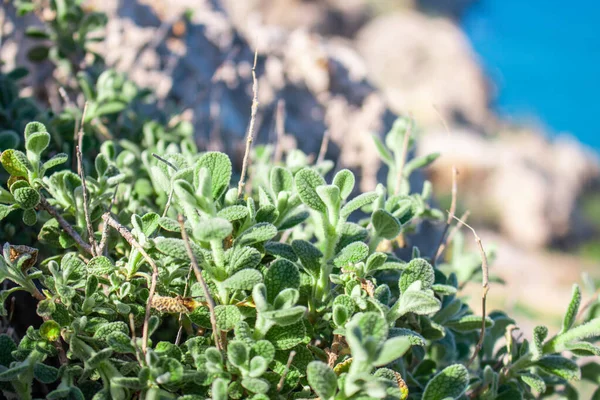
xmin=462 ymin=0 xmax=600 ymax=150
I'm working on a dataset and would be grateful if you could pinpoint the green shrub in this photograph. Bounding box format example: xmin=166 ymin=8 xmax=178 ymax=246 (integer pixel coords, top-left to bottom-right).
xmin=0 ymin=1 xmax=599 ymax=399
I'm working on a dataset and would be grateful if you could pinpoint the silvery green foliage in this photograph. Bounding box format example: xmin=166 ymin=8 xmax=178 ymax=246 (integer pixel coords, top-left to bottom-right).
xmin=0 ymin=118 xmax=598 ymax=400
xmin=0 ymin=2 xmax=599 ymax=399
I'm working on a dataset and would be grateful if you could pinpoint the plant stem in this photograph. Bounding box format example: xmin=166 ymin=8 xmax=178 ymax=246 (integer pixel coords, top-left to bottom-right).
xmin=38 ymin=197 xmax=93 ymax=255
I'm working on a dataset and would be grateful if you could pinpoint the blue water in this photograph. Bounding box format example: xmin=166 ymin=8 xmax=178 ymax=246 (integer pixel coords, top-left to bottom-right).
xmin=462 ymin=0 xmax=600 ymax=150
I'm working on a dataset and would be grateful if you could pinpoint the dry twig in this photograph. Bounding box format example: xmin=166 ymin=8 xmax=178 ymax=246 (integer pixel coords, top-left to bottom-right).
xmin=102 ymin=213 xmax=159 ymax=354
xmin=75 ymin=103 xmax=98 ymax=256
xmin=317 ymin=129 xmax=331 ymax=165
xmin=277 ymin=350 xmax=297 ymax=392
xmin=452 ymin=215 xmax=489 ymax=367
xmin=175 ymin=264 xmax=194 ymax=346
xmin=178 ymin=215 xmax=222 ymax=351
xmin=237 ymin=49 xmax=259 ymax=199
xmin=436 ymin=210 xmax=471 ymax=263
xmin=38 ymin=197 xmax=93 ymax=255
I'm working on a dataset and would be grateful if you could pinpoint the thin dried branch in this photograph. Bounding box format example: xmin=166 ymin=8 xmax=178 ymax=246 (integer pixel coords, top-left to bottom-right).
xmin=277 ymin=350 xmax=297 ymax=392
xmin=394 ymin=121 xmax=412 ymax=195
xmin=432 ymin=167 xmax=460 ymax=265
xmin=273 ymin=99 xmax=286 ymax=164
xmin=38 ymin=197 xmax=93 ymax=255
xmin=75 ymin=103 xmax=98 ymax=256
xmin=317 ymin=129 xmax=331 ymax=165
xmin=237 ymin=49 xmax=259 ymax=199
xmin=436 ymin=210 xmax=471 ymax=264
xmin=102 ymin=213 xmax=159 ymax=354
xmin=178 ymin=214 xmax=222 ymax=351
xmin=451 ymin=215 xmax=489 ymax=368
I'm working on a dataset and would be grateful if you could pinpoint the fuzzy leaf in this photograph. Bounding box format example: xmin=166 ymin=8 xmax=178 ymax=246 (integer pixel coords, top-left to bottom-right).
xmin=373 ymin=336 xmax=412 ymax=366
xmin=307 ymin=361 xmax=337 ymax=400
xmin=422 ymin=364 xmax=469 ymax=400
xmin=40 ymin=320 xmax=61 ymax=342
xmin=264 ymin=242 xmax=298 ymax=261
xmin=265 ymin=321 xmax=306 ymax=350
xmin=26 ymin=131 xmax=51 ymax=155
xmin=223 ymin=269 xmax=263 ymax=291
xmin=393 ymin=290 xmax=441 ymax=319
xmin=194 ymin=217 xmax=232 ymax=242
xmin=13 ymin=187 xmax=40 ymax=209
xmin=228 ymin=341 xmax=249 ymax=367
xmin=295 ymin=168 xmax=327 ymax=213
xmin=87 ymin=256 xmax=117 ymax=276
xmin=241 ymin=377 xmax=270 ymax=394
xmin=195 ymin=152 xmax=232 ymax=199
xmin=565 ymin=342 xmax=600 ymax=356
xmin=372 ymin=135 xmax=394 ymax=165
xmin=532 ymin=325 xmax=549 ymax=360
xmin=278 ymin=210 xmax=310 ymax=230
xmin=520 ymin=373 xmax=546 ymax=393
xmin=1 ymin=149 xmax=29 ymax=177
xmin=264 ymin=259 xmax=300 ymax=302
xmin=446 ymin=316 xmax=494 ymax=332
xmin=334 ymin=242 xmax=369 ymax=268
xmin=0 ymin=204 xmax=17 ymax=220
xmin=372 ymin=209 xmax=401 ymax=239
xmin=215 ymin=305 xmax=242 ymax=331
xmin=262 ymin=306 xmax=306 ymax=326
xmin=218 ymin=205 xmax=249 ymax=222
xmin=228 ymin=246 xmax=262 ymax=274
xmin=249 ymin=356 xmax=268 ymax=378
xmin=33 ymin=363 xmax=59 ymax=383
xmin=333 ymin=169 xmax=355 ymax=200
xmin=291 ymin=240 xmax=322 ymax=275
xmin=42 ymin=153 xmax=68 ymax=171
xmin=155 ymin=238 xmax=204 ymax=262
xmin=270 ymin=166 xmax=293 ymax=194
xmin=236 ymin=223 xmax=277 ymax=246
xmin=404 ymin=153 xmax=440 ymax=176
xmin=561 ymin=284 xmax=582 ymax=334
xmin=536 ymin=356 xmax=581 ymax=380
xmin=340 ymin=192 xmax=378 ymax=218
xmin=399 ymin=258 xmax=435 ymax=293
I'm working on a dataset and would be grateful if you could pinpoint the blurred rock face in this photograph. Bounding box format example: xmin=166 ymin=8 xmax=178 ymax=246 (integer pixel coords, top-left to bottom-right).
xmin=355 ymin=10 xmax=491 ymax=129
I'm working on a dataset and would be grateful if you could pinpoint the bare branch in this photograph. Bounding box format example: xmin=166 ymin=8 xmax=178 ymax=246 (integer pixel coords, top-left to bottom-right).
xmin=451 ymin=215 xmax=489 ymax=368
xmin=317 ymin=129 xmax=331 ymax=165
xmin=102 ymin=213 xmax=159 ymax=354
xmin=237 ymin=49 xmax=259 ymax=199
xmin=75 ymin=103 xmax=98 ymax=256
xmin=38 ymin=197 xmax=93 ymax=255
xmin=277 ymin=350 xmax=297 ymax=392
xmin=436 ymin=210 xmax=471 ymax=264
xmin=433 ymin=167 xmax=460 ymax=265
xmin=178 ymin=214 xmax=222 ymax=351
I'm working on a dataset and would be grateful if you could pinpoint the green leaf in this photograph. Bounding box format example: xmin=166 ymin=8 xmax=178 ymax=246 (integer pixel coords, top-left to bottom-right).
xmin=195 ymin=152 xmax=232 ymax=199
xmin=13 ymin=187 xmax=40 ymax=209
xmin=392 ymin=289 xmax=441 ymax=320
xmin=218 ymin=205 xmax=249 ymax=222
xmin=532 ymin=325 xmax=548 ymax=360
xmin=264 ymin=259 xmax=300 ymax=302
xmin=0 ymin=363 xmax=29 ymax=381
xmin=278 ymin=210 xmax=310 ymax=230
xmin=194 ymin=217 xmax=233 ymax=242
xmin=399 ymin=258 xmax=435 ymax=293
xmin=27 ymin=45 xmax=49 ymax=62
xmin=0 ymin=130 xmax=19 ymax=152
xmin=372 ymin=135 xmax=394 ymax=165
xmin=223 ymin=269 xmax=263 ymax=291
xmin=316 ymin=185 xmax=340 ymax=213
xmin=520 ymin=373 xmax=546 ymax=393
xmin=42 ymin=153 xmax=68 ymax=171
xmin=241 ymin=377 xmax=270 ymax=394
xmin=96 ymin=101 xmax=127 ymax=117
xmin=422 ymin=364 xmax=469 ymax=400
xmin=228 ymin=341 xmax=249 ymax=367
xmin=22 ymin=208 xmax=37 ymax=226
xmin=340 ymin=192 xmax=378 ymax=218
xmin=40 ymin=320 xmax=61 ymax=342
xmin=561 ymin=284 xmax=582 ymax=334
xmin=33 ymin=363 xmax=59 ymax=383
xmin=155 ymin=238 xmax=204 ymax=262
xmin=249 ymin=356 xmax=268 ymax=378
xmin=536 ymin=356 xmax=581 ymax=380
xmin=295 ymin=168 xmax=327 ymax=213
xmin=265 ymin=320 xmax=306 ymax=350
xmin=333 ymin=169 xmax=355 ymax=200
xmin=307 ymin=361 xmax=337 ymax=400
xmin=228 ymin=246 xmax=262 ymax=274
xmin=565 ymin=342 xmax=600 ymax=356
xmin=404 ymin=153 xmax=440 ymax=176
xmin=262 ymin=306 xmax=306 ymax=326
xmin=291 ymin=240 xmax=322 ymax=275
xmin=215 ymin=305 xmax=242 ymax=331
xmin=372 ymin=209 xmax=401 ymax=239
xmin=373 ymin=336 xmax=412 ymax=366
xmin=446 ymin=316 xmax=494 ymax=332
xmin=334 ymin=242 xmax=369 ymax=268
xmin=235 ymin=223 xmax=277 ymax=246
xmin=264 ymin=242 xmax=298 ymax=261
xmin=270 ymin=166 xmax=293 ymax=194
xmin=26 ymin=131 xmax=51 ymax=156
xmin=87 ymin=256 xmax=117 ymax=275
